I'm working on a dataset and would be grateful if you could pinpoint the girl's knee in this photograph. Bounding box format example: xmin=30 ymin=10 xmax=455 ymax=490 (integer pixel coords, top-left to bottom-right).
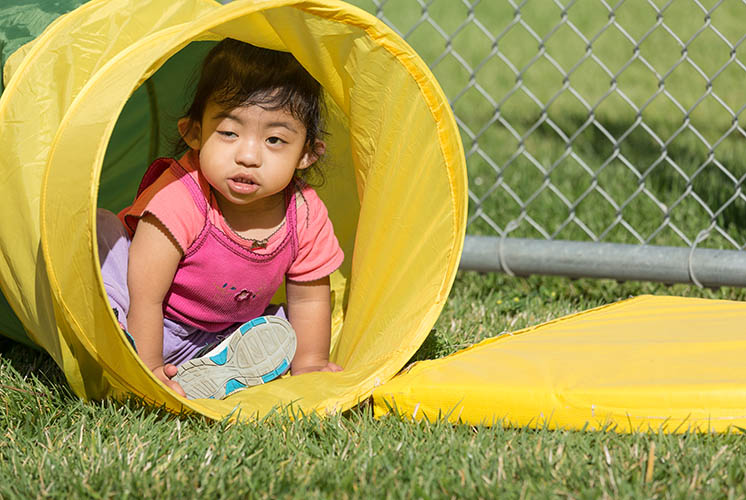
xmin=96 ymin=208 xmax=130 ymax=263
xmin=96 ymin=208 xmax=129 ymax=244
xmin=97 ymin=207 xmax=122 ymax=230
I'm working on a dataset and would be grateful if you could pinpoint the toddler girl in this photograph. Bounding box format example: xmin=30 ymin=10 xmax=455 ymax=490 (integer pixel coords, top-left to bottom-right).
xmin=97 ymin=38 xmax=344 ymax=399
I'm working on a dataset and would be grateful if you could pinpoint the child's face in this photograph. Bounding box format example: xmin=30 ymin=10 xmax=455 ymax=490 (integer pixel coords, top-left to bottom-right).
xmin=180 ymin=100 xmax=317 ymax=211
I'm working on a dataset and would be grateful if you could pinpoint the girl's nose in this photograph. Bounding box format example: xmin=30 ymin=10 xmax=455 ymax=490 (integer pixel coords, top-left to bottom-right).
xmin=236 ymin=138 xmax=261 ymax=166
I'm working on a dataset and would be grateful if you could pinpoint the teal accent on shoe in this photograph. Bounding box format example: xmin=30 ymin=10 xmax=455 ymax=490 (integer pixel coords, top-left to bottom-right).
xmin=239 ymin=316 xmax=268 ymax=335
xmin=251 ymin=317 xmax=268 ymax=327
xmin=209 ymin=348 xmax=228 ymax=365
xmin=275 ymin=358 xmax=289 ymax=376
xmin=225 ymin=379 xmax=247 ymax=395
xmin=261 ymin=358 xmax=289 ymax=383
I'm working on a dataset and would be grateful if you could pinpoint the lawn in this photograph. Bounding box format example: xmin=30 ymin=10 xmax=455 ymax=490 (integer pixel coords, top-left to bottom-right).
xmin=3 ymin=273 xmax=746 ymax=498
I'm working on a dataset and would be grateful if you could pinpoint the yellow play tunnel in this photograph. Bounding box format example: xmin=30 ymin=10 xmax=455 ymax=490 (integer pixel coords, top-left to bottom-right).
xmin=373 ymin=295 xmax=746 ymax=433
xmin=0 ymin=0 xmax=467 ymax=419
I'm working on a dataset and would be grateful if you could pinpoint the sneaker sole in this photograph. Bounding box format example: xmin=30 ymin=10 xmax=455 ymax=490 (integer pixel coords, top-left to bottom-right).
xmin=175 ymin=316 xmax=296 ymax=399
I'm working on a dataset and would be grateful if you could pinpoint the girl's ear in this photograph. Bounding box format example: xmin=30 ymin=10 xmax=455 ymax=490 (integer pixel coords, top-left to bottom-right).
xmin=177 ymin=117 xmax=202 ymax=150
xmin=298 ymin=139 xmax=326 ymax=170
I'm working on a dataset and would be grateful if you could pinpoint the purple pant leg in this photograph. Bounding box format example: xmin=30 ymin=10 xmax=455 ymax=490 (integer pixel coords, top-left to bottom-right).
xmin=96 ymin=208 xmax=131 ymax=330
xmin=162 ymin=319 xmax=220 ymax=366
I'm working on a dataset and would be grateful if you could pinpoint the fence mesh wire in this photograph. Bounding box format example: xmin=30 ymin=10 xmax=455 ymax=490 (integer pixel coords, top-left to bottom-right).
xmin=350 ymin=0 xmax=746 ymax=254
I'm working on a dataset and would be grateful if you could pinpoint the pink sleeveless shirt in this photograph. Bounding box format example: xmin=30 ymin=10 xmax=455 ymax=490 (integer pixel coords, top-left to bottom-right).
xmin=127 ymin=158 xmax=299 ymax=332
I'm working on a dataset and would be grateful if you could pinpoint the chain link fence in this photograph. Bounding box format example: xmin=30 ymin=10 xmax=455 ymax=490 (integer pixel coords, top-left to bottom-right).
xmin=350 ymin=0 xmax=746 ymax=286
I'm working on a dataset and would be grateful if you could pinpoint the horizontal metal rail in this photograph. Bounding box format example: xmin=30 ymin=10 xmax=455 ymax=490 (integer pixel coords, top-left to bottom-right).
xmin=460 ymin=235 xmax=746 ymax=288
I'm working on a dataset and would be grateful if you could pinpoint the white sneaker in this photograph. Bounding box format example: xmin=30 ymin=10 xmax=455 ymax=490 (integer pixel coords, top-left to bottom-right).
xmin=174 ymin=316 xmax=296 ymax=399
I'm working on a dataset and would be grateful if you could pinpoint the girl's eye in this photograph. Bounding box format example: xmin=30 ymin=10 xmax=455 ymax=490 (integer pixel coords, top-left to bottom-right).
xmin=218 ymin=130 xmax=237 ymax=138
xmin=266 ymin=136 xmax=286 ymax=145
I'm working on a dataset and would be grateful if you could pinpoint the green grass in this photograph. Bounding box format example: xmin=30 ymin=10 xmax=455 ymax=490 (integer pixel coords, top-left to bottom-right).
xmin=3 ymin=273 xmax=746 ymax=499
xmin=348 ymin=0 xmax=746 ymax=249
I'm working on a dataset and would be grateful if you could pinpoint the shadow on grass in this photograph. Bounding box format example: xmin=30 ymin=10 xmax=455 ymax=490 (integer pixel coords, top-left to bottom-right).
xmin=0 ymin=336 xmax=192 ymax=423
xmin=0 ymin=335 xmax=72 ymax=396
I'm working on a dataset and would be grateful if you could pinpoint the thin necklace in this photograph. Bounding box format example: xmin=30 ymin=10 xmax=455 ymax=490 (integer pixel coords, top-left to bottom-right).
xmin=222 ymin=213 xmax=286 ymax=249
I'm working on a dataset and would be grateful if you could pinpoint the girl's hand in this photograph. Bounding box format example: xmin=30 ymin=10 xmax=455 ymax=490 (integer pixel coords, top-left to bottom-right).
xmin=291 ymin=361 xmax=343 ymax=376
xmin=320 ymin=361 xmax=343 ymax=372
xmin=152 ymin=363 xmax=186 ymax=397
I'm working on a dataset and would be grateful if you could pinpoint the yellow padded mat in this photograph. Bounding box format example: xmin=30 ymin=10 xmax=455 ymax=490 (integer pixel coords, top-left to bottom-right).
xmin=373 ymin=295 xmax=746 ymax=433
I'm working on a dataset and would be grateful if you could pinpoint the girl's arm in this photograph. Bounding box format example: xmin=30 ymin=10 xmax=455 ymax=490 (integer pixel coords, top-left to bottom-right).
xmin=127 ymin=213 xmax=186 ymax=396
xmin=286 ymin=276 xmax=342 ymax=375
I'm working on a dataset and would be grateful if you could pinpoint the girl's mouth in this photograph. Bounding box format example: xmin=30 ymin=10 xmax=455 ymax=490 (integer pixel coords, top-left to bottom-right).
xmin=228 ymin=177 xmax=259 ymax=194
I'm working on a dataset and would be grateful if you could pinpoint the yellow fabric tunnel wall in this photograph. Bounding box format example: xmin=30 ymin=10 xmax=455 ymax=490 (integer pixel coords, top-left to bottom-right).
xmin=0 ymin=0 xmax=467 ymax=419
